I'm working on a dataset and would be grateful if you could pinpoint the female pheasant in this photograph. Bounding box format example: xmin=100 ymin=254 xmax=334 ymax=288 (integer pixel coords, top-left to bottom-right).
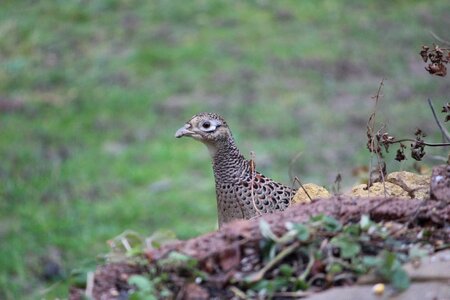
xmin=175 ymin=112 xmax=293 ymax=227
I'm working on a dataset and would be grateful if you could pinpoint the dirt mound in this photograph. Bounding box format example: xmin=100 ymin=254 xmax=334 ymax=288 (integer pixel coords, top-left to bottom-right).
xmin=69 ymin=166 xmax=450 ymax=299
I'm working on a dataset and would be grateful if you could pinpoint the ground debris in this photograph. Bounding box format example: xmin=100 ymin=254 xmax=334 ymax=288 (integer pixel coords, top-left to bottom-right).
xmin=69 ymin=262 xmax=146 ymax=300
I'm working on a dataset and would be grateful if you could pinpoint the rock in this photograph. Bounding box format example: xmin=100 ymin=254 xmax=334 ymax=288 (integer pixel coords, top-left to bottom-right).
xmin=430 ymin=164 xmax=450 ymax=202
xmin=349 ymin=171 xmax=431 ymax=200
xmin=386 ymin=171 xmax=430 ymax=200
xmin=350 ymin=182 xmax=410 ymax=198
xmin=292 ymin=183 xmax=331 ymax=204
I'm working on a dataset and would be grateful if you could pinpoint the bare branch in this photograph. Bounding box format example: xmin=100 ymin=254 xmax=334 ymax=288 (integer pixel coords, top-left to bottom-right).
xmin=429 ymin=31 xmax=450 ymax=46
xmin=293 ymin=176 xmax=312 ymax=202
xmin=428 ymin=98 xmax=450 ymax=142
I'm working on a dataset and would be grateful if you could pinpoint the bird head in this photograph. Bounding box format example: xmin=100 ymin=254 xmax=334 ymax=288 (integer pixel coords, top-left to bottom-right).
xmin=175 ymin=112 xmax=232 ymax=155
xmin=175 ymin=112 xmax=230 ymax=141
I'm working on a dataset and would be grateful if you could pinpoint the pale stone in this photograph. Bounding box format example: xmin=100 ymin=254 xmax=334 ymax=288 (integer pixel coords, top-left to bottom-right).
xmin=292 ymin=183 xmax=331 ymax=204
xmin=349 ymin=182 xmax=409 ymax=198
xmin=386 ymin=171 xmax=430 ymax=200
xmin=348 ymin=171 xmax=431 ymax=200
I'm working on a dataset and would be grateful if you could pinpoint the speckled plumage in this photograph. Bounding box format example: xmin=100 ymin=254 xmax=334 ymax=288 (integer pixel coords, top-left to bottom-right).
xmin=175 ymin=112 xmax=293 ymax=227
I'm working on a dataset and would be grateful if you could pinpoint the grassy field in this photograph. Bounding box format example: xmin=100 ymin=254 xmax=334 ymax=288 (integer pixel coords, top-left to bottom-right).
xmin=1 ymin=0 xmax=449 ymax=298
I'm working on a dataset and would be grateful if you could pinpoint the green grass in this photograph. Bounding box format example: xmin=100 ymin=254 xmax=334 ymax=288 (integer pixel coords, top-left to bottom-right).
xmin=1 ymin=0 xmax=449 ymax=298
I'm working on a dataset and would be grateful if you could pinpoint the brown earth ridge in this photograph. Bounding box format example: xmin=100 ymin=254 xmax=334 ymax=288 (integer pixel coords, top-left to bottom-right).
xmin=70 ymin=165 xmax=450 ymax=299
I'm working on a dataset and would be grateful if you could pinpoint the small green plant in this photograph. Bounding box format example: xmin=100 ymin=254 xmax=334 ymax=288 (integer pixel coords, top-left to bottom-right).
xmin=363 ymin=251 xmax=410 ymax=291
xmin=128 ymin=275 xmax=158 ymax=300
xmin=243 ymin=214 xmax=415 ymax=297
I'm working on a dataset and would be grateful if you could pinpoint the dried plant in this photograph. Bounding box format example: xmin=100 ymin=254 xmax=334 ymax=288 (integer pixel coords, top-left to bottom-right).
xmin=420 ymin=44 xmax=450 ymax=77
xmin=366 ymin=80 xmax=450 ymax=191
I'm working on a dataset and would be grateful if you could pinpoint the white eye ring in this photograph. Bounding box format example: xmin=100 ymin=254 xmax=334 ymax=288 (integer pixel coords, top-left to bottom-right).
xmin=201 ymin=120 xmax=220 ymax=132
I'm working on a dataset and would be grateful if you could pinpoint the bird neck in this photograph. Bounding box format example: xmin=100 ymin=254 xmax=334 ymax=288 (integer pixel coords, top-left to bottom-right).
xmin=210 ymin=137 xmax=249 ymax=183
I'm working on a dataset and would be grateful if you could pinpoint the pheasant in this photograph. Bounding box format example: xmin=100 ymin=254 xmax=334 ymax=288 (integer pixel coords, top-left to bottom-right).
xmin=175 ymin=112 xmax=293 ymax=227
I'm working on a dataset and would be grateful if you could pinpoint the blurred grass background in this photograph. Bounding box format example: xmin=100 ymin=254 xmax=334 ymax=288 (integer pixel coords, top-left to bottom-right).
xmin=1 ymin=0 xmax=449 ymax=298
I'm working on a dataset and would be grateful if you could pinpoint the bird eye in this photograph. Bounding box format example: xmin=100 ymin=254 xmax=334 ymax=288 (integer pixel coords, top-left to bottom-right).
xmin=202 ymin=121 xmax=211 ymax=129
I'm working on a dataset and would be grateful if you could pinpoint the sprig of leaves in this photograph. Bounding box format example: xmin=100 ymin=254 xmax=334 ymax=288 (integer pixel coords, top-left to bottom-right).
xmin=249 ymin=214 xmax=415 ymax=296
xmin=128 ymin=275 xmax=158 ymax=300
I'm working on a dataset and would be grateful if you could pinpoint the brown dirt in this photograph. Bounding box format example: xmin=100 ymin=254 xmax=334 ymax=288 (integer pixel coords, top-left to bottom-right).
xmin=69 ymin=194 xmax=450 ymax=299
xmin=430 ymin=164 xmax=450 ymax=202
xmin=69 ymin=262 xmax=147 ymax=300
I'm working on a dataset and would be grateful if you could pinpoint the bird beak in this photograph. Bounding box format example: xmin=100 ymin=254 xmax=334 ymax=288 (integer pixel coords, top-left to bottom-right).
xmin=175 ymin=124 xmax=193 ymax=138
